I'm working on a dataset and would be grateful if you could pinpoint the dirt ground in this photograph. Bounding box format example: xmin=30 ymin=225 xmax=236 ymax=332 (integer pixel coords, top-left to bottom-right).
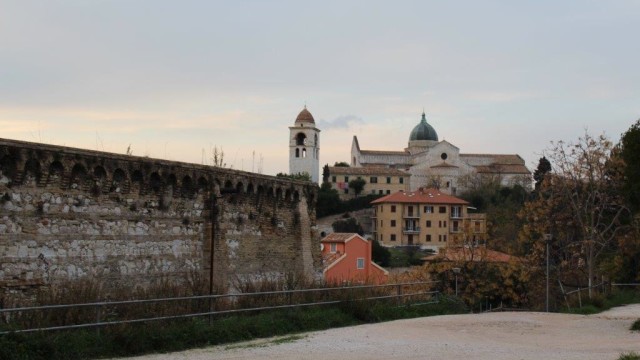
xmin=120 ymin=305 xmax=640 ymax=360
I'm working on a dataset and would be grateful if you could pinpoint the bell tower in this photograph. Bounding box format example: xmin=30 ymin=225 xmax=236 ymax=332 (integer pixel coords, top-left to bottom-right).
xmin=289 ymin=106 xmax=320 ymax=183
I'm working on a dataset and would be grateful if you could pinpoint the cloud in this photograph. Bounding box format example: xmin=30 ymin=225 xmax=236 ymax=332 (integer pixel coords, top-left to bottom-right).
xmin=317 ymin=115 xmax=364 ymax=130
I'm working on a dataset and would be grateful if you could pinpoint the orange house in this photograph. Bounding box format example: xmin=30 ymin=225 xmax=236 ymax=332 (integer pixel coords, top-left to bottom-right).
xmin=321 ymin=233 xmax=389 ymax=284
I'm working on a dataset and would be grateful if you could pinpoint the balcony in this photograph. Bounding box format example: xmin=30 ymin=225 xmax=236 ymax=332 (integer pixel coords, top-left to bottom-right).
xmin=403 ymin=212 xmax=420 ymax=219
xmin=403 ymin=226 xmax=421 ymax=234
xmin=450 ymin=226 xmax=463 ymax=233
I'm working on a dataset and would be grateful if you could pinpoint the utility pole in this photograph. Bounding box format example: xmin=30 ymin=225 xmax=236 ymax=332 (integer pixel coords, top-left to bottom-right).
xmin=544 ymin=233 xmax=552 ymax=312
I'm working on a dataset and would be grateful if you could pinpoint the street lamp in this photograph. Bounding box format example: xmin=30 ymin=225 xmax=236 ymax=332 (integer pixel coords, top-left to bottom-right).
xmin=543 ymin=233 xmax=552 ymax=312
xmin=452 ymin=267 xmax=461 ymax=297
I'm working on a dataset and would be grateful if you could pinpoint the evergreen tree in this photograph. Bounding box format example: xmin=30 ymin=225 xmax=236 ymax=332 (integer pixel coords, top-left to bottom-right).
xmin=620 ymin=119 xmax=640 ymax=213
xmin=533 ymin=156 xmax=551 ymax=190
xmin=322 ymin=164 xmax=330 ymax=183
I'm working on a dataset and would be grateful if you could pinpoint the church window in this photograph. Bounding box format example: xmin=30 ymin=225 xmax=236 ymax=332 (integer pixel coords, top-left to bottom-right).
xmin=296 ymin=133 xmax=306 ymax=146
xmin=295 ymin=148 xmax=300 ymax=158
xmin=302 ymin=148 xmax=307 ymax=158
xmin=441 ymin=152 xmax=448 ymax=160
xmin=386 ymin=177 xmax=391 ymax=184
xmin=370 ymin=177 xmax=378 ymax=183
xmin=332 ymin=176 xmax=336 ymax=182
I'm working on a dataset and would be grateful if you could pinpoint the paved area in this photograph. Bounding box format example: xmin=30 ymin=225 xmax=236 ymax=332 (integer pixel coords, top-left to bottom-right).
xmin=121 ymin=305 xmax=640 ymax=360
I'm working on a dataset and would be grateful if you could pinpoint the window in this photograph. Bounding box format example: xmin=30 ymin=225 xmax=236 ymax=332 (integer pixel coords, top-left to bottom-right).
xmin=451 ymin=206 xmax=461 ymax=218
xmin=391 ymin=205 xmax=396 ymax=213
xmin=370 ymin=176 xmax=378 ymax=183
xmin=439 ymin=206 xmax=446 ymax=214
xmin=379 ymin=190 xmax=383 ymax=194
xmin=379 ymin=234 xmax=383 ymax=241
xmin=444 ymin=220 xmax=447 ymax=228
xmin=302 ymin=148 xmax=307 ymax=158
xmin=438 ymin=221 xmax=442 ymax=228
xmin=380 ymin=220 xmax=383 ymax=227
xmin=443 ymin=235 xmax=447 ymax=242
xmin=424 ymin=206 xmax=433 ymax=213
xmin=446 ymin=181 xmax=450 ymax=188
xmin=344 ymin=176 xmax=349 ymax=182
xmin=438 ymin=235 xmax=442 ymax=242
xmin=399 ymin=177 xmax=404 ymax=184
xmin=296 ymin=133 xmax=306 ymax=145
xmin=386 ymin=190 xmax=391 ymax=194
xmin=332 ymin=176 xmax=336 ymax=183
xmin=386 ymin=177 xmax=391 ymax=184
xmin=295 ymin=148 xmax=300 ymax=158
xmin=426 ymin=234 xmax=431 ymax=242
xmin=357 ymin=258 xmax=365 ymax=269
xmin=426 ymin=220 xmax=432 ymax=228
xmin=390 ymin=234 xmax=396 ymax=241
xmin=391 ymin=220 xmax=396 ymax=227
xmin=330 ymin=243 xmax=337 ymax=253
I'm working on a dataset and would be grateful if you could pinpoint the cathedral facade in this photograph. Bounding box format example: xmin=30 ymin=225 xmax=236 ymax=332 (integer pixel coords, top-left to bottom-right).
xmin=348 ymin=112 xmax=531 ymax=196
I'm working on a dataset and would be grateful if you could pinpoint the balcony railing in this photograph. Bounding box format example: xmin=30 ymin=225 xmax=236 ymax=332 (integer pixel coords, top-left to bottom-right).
xmin=403 ymin=227 xmax=421 ymax=234
xmin=403 ymin=212 xmax=420 ymax=219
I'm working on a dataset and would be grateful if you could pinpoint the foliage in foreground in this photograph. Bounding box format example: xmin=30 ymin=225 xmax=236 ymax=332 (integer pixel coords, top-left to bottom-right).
xmin=0 ymin=298 xmax=466 ymax=360
xmin=562 ymin=290 xmax=640 ymax=315
xmin=619 ymin=352 xmax=640 ymax=360
xmin=631 ymin=319 xmax=640 ymax=332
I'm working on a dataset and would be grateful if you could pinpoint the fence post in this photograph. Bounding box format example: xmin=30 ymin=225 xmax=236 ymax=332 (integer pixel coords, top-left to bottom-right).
xmin=577 ymin=289 xmax=582 ymax=308
xmin=396 ymin=284 xmax=402 ymax=306
xmin=96 ymin=303 xmax=102 ymax=337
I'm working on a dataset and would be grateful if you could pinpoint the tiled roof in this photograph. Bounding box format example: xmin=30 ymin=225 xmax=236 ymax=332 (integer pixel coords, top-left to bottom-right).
xmin=295 ymin=107 xmax=315 ymax=123
xmin=329 ymin=166 xmax=410 ymax=176
xmin=321 ymin=232 xmax=359 ymax=243
xmin=461 ymin=154 xmax=526 ymax=165
xmin=370 ymin=188 xmax=468 ymax=205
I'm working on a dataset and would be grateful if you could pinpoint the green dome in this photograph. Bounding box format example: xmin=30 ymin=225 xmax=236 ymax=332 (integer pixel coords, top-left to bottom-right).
xmin=409 ymin=112 xmax=438 ymax=141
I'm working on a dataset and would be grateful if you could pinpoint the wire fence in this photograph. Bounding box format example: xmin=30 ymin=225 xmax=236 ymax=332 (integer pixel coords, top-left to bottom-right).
xmin=0 ymin=281 xmax=440 ymax=334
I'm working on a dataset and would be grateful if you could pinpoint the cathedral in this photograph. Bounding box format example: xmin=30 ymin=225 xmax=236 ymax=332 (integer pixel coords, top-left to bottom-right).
xmin=289 ymin=107 xmax=531 ymax=197
xmin=349 ymin=112 xmax=531 ymax=195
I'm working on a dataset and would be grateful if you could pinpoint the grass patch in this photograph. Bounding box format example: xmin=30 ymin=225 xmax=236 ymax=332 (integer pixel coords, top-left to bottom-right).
xmin=0 ymin=298 xmax=467 ymax=360
xmin=619 ymin=352 xmax=640 ymax=360
xmin=631 ymin=319 xmax=640 ymax=332
xmin=564 ymin=290 xmax=640 ymax=315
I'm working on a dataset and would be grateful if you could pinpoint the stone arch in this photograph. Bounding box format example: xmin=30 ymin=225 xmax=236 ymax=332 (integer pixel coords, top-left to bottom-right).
xmin=293 ymin=190 xmax=300 ymax=202
xmin=275 ymin=187 xmax=283 ymax=199
xmin=285 ymin=188 xmax=292 ymax=202
xmin=110 ymin=168 xmax=127 ymax=193
xmin=246 ymin=182 xmax=254 ymax=194
xmin=70 ymin=163 xmax=88 ymax=190
xmin=295 ymin=132 xmax=306 ymax=146
xmin=181 ymin=175 xmax=194 ymax=198
xmin=223 ymin=180 xmax=233 ymax=191
xmin=131 ymin=169 xmax=144 ymax=194
xmin=0 ymin=154 xmax=18 ymax=186
xmin=256 ymin=184 xmax=265 ymax=196
xmin=47 ymin=161 xmax=64 ymax=187
xmin=22 ymin=158 xmax=42 ymax=186
xmin=197 ymin=176 xmax=209 ymax=193
xmin=235 ymin=181 xmax=244 ymax=194
xmin=149 ymin=172 xmax=163 ymax=194
xmin=266 ymin=186 xmax=274 ymax=197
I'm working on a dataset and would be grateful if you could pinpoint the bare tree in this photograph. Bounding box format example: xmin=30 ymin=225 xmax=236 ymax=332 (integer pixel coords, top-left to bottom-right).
xmin=545 ymin=131 xmax=629 ymax=298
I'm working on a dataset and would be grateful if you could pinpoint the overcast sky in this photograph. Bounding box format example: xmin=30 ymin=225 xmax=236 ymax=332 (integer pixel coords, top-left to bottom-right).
xmin=1 ymin=1 xmax=638 ymax=176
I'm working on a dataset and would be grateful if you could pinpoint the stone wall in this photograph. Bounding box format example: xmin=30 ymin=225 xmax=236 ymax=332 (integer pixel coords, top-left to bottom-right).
xmin=0 ymin=138 xmax=320 ymax=296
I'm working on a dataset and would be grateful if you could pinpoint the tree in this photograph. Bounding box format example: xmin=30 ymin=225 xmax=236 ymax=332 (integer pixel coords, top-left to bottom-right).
xmin=523 ymin=131 xmax=630 ymax=298
xmin=276 ymin=172 xmax=311 ymax=182
xmin=322 ymin=164 xmax=330 ymax=183
xmin=334 ymin=161 xmax=350 ymax=167
xmin=348 ymin=178 xmax=366 ymax=197
xmin=620 ymin=119 xmax=640 ymax=213
xmin=371 ymin=239 xmax=391 ymax=267
xmin=317 ymin=182 xmax=341 ymax=217
xmin=331 ymin=217 xmax=364 ymax=235
xmin=533 ymin=156 xmax=551 ymax=191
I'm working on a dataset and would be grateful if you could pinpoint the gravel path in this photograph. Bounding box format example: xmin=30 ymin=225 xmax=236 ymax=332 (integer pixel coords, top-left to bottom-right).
xmin=118 ymin=305 xmax=640 ymax=360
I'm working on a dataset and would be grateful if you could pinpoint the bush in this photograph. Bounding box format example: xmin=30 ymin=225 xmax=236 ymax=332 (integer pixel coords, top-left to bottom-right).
xmin=619 ymin=352 xmax=640 ymax=360
xmin=631 ymin=319 xmax=640 ymax=332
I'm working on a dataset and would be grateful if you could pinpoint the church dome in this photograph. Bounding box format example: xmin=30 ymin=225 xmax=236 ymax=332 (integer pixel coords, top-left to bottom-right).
xmin=409 ymin=112 xmax=438 ymax=142
xmin=295 ymin=106 xmax=315 ymax=124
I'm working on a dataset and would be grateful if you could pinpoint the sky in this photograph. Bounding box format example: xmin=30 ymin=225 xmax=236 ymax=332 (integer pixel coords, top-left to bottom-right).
xmin=1 ymin=1 xmax=639 ymax=176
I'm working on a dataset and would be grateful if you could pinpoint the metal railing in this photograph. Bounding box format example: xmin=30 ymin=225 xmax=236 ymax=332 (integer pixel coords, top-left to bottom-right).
xmin=0 ymin=281 xmax=440 ymax=334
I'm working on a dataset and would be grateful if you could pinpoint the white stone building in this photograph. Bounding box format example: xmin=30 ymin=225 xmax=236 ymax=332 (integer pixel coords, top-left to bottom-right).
xmin=289 ymin=106 xmax=321 ymax=183
xmin=351 ymin=112 xmax=531 ymax=195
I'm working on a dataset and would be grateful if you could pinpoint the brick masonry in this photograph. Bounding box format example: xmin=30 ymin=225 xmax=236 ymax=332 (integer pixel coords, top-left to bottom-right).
xmin=0 ymin=138 xmax=320 ymax=296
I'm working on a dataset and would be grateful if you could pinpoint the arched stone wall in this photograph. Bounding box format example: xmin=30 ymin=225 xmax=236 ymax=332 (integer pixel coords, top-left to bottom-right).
xmin=0 ymin=138 xmax=319 ymax=295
